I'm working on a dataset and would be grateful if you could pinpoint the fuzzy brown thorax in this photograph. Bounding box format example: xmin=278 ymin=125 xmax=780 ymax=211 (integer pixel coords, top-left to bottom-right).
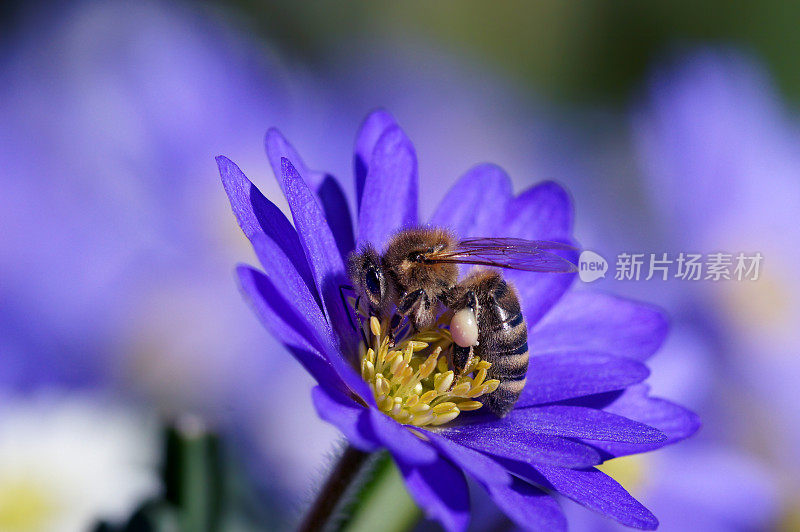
xmin=381 ymin=228 xmax=459 ymax=299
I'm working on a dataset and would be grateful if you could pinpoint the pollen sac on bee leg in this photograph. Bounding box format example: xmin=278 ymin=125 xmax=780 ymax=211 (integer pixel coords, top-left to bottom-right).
xmin=450 ymin=307 xmax=479 ymax=347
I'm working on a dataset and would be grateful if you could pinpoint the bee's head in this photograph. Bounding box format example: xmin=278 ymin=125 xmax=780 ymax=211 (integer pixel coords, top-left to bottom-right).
xmin=347 ymin=244 xmax=391 ymax=314
xmin=382 ymin=228 xmax=458 ymax=293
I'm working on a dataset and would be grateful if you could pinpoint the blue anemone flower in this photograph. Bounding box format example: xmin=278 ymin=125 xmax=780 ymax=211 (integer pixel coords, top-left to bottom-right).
xmin=217 ymin=110 xmax=700 ymax=531
xmin=633 ymin=48 xmax=800 ymax=524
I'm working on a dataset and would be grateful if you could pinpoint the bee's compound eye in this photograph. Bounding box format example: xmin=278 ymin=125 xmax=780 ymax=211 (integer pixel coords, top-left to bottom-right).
xmin=451 ymin=308 xmax=479 ymax=347
xmin=365 ymin=268 xmax=382 ymax=298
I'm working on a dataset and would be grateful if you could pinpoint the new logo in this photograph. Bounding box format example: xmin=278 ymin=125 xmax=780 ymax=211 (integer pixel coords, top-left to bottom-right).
xmin=578 ymin=250 xmax=608 ymax=283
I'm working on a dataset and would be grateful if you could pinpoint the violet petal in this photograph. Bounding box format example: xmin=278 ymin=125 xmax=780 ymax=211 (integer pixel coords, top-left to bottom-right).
xmin=397 ymin=454 xmax=470 ymax=532
xmin=265 ymin=128 xmax=354 ymax=257
xmin=353 ymin=109 xmax=398 ymax=213
xmin=357 ymin=125 xmax=418 ymax=250
xmin=217 ymin=155 xmax=317 ymax=300
xmin=246 ymin=231 xmax=372 ymax=402
xmin=265 ymin=127 xmax=329 ymax=191
xmin=368 ymin=409 xmax=437 ymax=465
xmin=486 ymin=477 xmax=567 ymax=532
xmin=586 ymin=384 xmax=701 ymax=457
xmin=422 ymin=431 xmax=511 ymax=487
xmin=517 ymin=351 xmax=650 ymax=407
xmin=427 ymin=430 xmax=567 ymax=531
xmin=517 ymin=464 xmax=659 ymax=530
xmin=280 ymin=158 xmax=356 ymax=351
xmin=505 ymin=405 xmax=666 ymax=443
xmin=247 ymin=234 xmax=332 ymax=346
xmin=504 ymin=181 xmax=573 ymax=240
xmin=429 ymin=163 xmax=513 ymax=237
xmin=317 ymin=175 xmax=356 ymax=259
xmin=530 ymin=291 xmax=669 ymax=361
xmin=501 ymin=181 xmax=577 ymax=325
xmin=235 ymin=265 xmax=341 ymax=393
xmin=440 ymin=424 xmax=601 ymax=469
xmin=310 ymin=386 xmax=380 ymax=452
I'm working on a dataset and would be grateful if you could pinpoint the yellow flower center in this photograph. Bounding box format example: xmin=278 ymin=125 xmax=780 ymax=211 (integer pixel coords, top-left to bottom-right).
xmin=0 ymin=476 xmax=58 ymax=532
xmin=359 ymin=315 xmax=500 ymax=427
xmin=596 ymin=454 xmax=648 ymax=495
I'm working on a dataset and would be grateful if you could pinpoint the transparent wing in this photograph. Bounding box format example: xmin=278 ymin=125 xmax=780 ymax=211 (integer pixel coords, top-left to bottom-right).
xmin=427 ymin=237 xmax=578 ymax=273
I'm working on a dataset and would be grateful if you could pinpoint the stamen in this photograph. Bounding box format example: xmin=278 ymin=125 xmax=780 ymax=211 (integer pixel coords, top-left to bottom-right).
xmin=358 ymin=314 xmax=500 ymax=427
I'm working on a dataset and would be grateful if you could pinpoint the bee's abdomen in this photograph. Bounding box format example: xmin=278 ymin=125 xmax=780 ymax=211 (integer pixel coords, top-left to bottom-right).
xmin=480 ymin=313 xmax=528 ymax=417
xmin=472 ymin=274 xmax=529 ymax=417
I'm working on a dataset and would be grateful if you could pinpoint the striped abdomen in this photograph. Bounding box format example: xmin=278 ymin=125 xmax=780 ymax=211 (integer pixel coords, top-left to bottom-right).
xmin=452 ymin=271 xmax=528 ymax=417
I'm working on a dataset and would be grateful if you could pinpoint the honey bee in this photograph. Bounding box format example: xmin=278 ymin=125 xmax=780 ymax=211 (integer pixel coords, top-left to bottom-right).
xmin=346 ymin=227 xmax=577 ymax=417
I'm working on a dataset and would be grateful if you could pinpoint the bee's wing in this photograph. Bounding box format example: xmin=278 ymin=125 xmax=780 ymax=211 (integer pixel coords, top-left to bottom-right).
xmin=427 ymin=237 xmax=579 ymax=273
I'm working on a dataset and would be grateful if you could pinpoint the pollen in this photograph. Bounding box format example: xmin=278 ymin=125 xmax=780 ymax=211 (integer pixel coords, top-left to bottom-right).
xmin=359 ymin=315 xmax=500 ymax=427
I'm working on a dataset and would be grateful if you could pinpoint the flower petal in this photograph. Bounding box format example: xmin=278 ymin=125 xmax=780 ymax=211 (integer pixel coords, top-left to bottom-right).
xmin=501 ymin=181 xmax=577 ymax=325
xmin=486 ymin=477 xmax=567 ymax=532
xmin=422 ymin=431 xmax=511 ymax=487
xmin=397 ymin=455 xmax=470 ymax=532
xmin=505 ymin=405 xmax=666 ymax=444
xmin=514 ymin=464 xmax=659 ymax=530
xmin=239 ymin=233 xmax=373 ymax=403
xmin=587 ymin=384 xmax=701 ymax=458
xmin=265 ymin=129 xmax=355 ymax=258
xmin=428 ymin=163 xmax=513 ymax=237
xmin=317 ymin=175 xmax=356 ymax=259
xmin=517 ymin=352 xmax=650 ymax=407
xmin=357 ymin=125 xmax=418 ymax=250
xmin=280 ymin=158 xmax=356 ymax=350
xmin=265 ymin=127 xmax=326 ymax=190
xmin=217 ymin=155 xmax=316 ymax=298
xmin=310 ymin=386 xmax=380 ymax=452
xmin=368 ymin=409 xmax=437 ymax=465
xmin=423 ymin=432 xmax=566 ymax=531
xmin=504 ymin=181 xmax=573 ymax=240
xmin=530 ymin=291 xmax=669 ymax=361
xmin=440 ymin=423 xmax=600 ymax=469
xmin=236 ymin=265 xmax=339 ymax=392
xmin=354 ymin=109 xmax=398 ymax=213
xmin=246 ymin=234 xmax=331 ymax=344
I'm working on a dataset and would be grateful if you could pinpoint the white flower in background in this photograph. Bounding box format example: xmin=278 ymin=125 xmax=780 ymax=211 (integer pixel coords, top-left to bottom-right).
xmin=0 ymin=393 xmax=159 ymax=532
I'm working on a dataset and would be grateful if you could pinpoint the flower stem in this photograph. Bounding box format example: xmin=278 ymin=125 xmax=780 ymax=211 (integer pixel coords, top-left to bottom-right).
xmin=298 ymin=446 xmax=371 ymax=532
xmin=340 ymin=452 xmax=422 ymax=532
xmin=164 ymin=416 xmax=222 ymax=532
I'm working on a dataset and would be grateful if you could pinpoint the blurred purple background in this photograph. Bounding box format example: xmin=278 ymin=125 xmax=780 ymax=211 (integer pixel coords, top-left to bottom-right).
xmin=1 ymin=1 xmax=798 ymax=530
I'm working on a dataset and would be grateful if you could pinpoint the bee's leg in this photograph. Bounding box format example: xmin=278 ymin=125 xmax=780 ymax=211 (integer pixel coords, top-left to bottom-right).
xmin=387 ymin=314 xmax=403 ymax=345
xmin=354 ymin=296 xmax=369 ymax=345
xmin=389 ymin=313 xmax=403 ymax=333
xmin=338 ymin=284 xmax=359 ymax=332
xmin=466 ymin=290 xmax=480 ymax=316
xmin=389 ymin=313 xmax=413 ymax=341
xmin=397 ymin=289 xmax=428 ymax=332
xmin=452 ymin=344 xmax=473 ymax=374
xmin=397 ymin=289 xmax=425 ymax=314
xmin=339 ymin=283 xmax=368 ymax=345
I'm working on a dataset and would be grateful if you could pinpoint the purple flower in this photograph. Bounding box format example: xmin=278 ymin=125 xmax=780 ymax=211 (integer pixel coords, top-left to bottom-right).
xmin=218 ymin=110 xmax=699 ymax=531
xmin=0 ymin=1 xmax=356 ymax=508
xmin=566 ymin=444 xmax=779 ymax=532
xmin=633 ymin=48 xmax=800 ymax=518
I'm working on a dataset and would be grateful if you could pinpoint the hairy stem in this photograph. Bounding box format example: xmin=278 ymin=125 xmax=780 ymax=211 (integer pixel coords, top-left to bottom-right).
xmin=297 ymin=446 xmax=371 ymax=532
